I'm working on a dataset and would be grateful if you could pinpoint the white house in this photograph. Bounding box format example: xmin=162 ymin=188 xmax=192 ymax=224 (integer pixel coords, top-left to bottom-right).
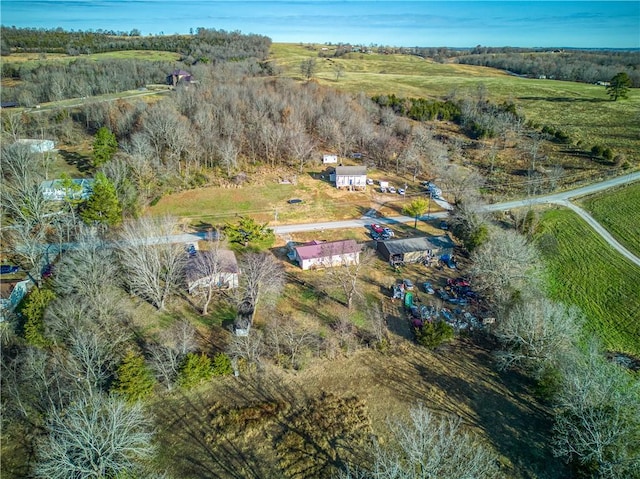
xmin=16 ymin=139 xmax=55 ymax=153
xmin=185 ymin=249 xmax=240 ymax=294
xmin=331 ymin=166 xmax=367 ymax=190
xmin=294 ymin=239 xmax=361 ymax=270
xmin=322 ymin=154 xmax=338 ymax=164
xmin=40 ymin=178 xmax=94 ymax=201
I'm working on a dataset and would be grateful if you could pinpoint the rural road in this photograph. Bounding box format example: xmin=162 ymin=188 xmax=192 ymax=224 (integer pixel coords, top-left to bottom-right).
xmin=23 ymin=171 xmax=640 ymax=268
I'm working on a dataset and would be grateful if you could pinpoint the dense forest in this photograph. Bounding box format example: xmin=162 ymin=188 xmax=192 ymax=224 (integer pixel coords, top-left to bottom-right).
xmin=0 ymin=26 xmax=271 ymax=62
xmin=456 ymin=49 xmax=640 ymax=87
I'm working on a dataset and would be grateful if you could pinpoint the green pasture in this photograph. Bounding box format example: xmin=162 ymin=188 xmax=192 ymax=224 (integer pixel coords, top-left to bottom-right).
xmin=270 ymin=43 xmax=640 ymax=160
xmin=580 ymin=182 xmax=640 ymax=257
xmin=536 ymin=208 xmax=640 ymax=356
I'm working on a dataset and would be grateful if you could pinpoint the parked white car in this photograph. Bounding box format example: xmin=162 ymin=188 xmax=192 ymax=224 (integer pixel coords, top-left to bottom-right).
xmin=388 ymin=186 xmax=396 ymax=194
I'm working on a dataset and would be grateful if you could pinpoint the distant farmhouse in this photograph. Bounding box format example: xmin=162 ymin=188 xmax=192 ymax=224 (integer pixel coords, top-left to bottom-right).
xmin=166 ymin=69 xmax=193 ymax=87
xmin=377 ymin=235 xmax=455 ymax=265
xmin=185 ymin=249 xmax=240 ymax=294
xmin=16 ymin=139 xmax=55 ymax=153
xmin=40 ymin=178 xmax=94 ymax=201
xmin=322 ymin=154 xmax=338 ymax=164
xmin=331 ymin=166 xmax=367 ymax=190
xmin=294 ymin=239 xmax=361 ymax=270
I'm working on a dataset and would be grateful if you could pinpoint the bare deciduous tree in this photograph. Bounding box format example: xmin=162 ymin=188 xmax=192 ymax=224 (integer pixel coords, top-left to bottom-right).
xmin=469 ymin=228 xmax=541 ymax=311
xmin=227 ymin=328 xmax=265 ymax=367
xmin=338 ymin=404 xmax=502 ymax=479
xmin=146 ymin=320 xmax=198 ymax=389
xmin=495 ymin=298 xmax=582 ymax=376
xmin=118 ymin=215 xmax=186 ymax=310
xmin=322 ymin=246 xmax=371 ymax=310
xmin=239 ymin=252 xmax=284 ymax=317
xmin=187 ymin=236 xmax=227 ymax=315
xmin=34 ymin=393 xmax=155 ymax=479
xmin=552 ymin=343 xmax=640 ymax=479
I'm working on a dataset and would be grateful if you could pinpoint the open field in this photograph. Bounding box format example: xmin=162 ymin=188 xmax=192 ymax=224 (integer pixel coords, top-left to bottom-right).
xmin=148 ymin=167 xmax=443 ymax=227
xmin=153 ymin=342 xmax=566 ymax=479
xmin=2 ymin=50 xmax=180 ymax=66
xmin=580 ymin=182 xmax=640 ymax=258
xmin=535 ymin=208 xmax=640 ymax=356
xmin=270 ymin=43 xmax=640 ymax=162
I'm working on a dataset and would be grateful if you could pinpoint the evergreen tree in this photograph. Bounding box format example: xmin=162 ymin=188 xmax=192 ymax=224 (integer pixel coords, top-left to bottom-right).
xmin=92 ymin=126 xmax=118 ymax=167
xmin=80 ymin=172 xmax=122 ymax=226
xmin=224 ymin=216 xmax=274 ymax=248
xmin=212 ymin=352 xmax=233 ymax=376
xmin=178 ymin=353 xmax=213 ymax=389
xmin=114 ymin=351 xmax=156 ymax=402
xmin=606 ymin=72 xmax=632 ymax=101
xmin=21 ymin=287 xmax=55 ymax=347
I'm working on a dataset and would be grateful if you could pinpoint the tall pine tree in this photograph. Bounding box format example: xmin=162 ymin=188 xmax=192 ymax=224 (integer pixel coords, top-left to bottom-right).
xmin=92 ymin=126 xmax=118 ymax=167
xmin=81 ymin=172 xmax=122 ymax=226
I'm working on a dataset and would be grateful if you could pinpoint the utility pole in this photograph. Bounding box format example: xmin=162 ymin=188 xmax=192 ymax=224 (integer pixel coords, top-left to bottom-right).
xmin=274 ymin=208 xmax=278 ymax=222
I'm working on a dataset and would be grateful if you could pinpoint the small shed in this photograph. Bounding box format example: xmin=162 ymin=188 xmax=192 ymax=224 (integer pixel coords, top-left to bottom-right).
xmin=322 ymin=154 xmax=338 ymax=164
xmin=331 ymin=166 xmax=367 ymax=190
xmin=377 ymin=235 xmax=455 ymax=265
xmin=294 ymin=239 xmax=361 ymax=270
xmin=185 ymin=249 xmax=240 ymax=294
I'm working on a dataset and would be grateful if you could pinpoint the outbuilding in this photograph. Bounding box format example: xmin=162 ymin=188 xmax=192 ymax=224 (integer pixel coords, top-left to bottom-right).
xmin=377 ymin=235 xmax=455 ymax=265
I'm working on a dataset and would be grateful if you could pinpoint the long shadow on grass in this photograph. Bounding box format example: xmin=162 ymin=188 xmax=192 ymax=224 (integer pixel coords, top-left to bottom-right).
xmin=154 ymin=387 xmax=278 ymax=479
xmin=367 ymin=339 xmax=569 ymax=479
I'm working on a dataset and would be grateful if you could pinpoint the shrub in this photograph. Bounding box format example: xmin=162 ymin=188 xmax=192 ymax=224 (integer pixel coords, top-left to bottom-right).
xmin=212 ymin=352 xmax=234 ymax=376
xmin=591 ymin=145 xmax=605 ymax=158
xmin=114 ymin=350 xmax=156 ymax=402
xmin=414 ymin=320 xmax=454 ymax=349
xmin=178 ymin=352 xmax=213 ymax=389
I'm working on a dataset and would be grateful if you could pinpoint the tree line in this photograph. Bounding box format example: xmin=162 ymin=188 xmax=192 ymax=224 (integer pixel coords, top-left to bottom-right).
xmin=0 ymin=26 xmax=271 ymax=63
xmin=456 ymin=50 xmax=640 ymax=87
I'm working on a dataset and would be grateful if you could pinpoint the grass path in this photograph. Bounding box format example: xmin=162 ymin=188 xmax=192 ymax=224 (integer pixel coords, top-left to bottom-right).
xmin=536 ymin=208 xmax=640 ymax=356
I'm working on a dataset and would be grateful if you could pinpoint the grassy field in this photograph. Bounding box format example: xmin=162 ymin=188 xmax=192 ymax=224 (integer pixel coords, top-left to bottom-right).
xmin=148 ymin=167 xmax=443 ymax=227
xmin=3 ymin=50 xmax=180 ymax=66
xmin=580 ymin=182 xmax=640 ymax=257
xmin=270 ymin=43 xmax=640 ymax=162
xmin=535 ymin=208 xmax=640 ymax=356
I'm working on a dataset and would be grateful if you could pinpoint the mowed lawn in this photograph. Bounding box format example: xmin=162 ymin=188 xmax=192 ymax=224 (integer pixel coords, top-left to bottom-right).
xmin=581 ymin=182 xmax=640 ymax=258
xmin=270 ymin=43 xmax=640 ymax=160
xmin=536 ymin=208 xmax=640 ymax=356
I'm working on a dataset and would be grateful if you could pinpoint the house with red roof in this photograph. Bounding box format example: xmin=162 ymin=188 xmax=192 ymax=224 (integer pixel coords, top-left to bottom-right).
xmin=293 ymin=239 xmax=361 ymax=270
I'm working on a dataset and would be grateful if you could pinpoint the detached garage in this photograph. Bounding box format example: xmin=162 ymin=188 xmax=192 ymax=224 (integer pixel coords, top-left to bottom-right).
xmin=377 ymin=235 xmax=455 ymax=265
